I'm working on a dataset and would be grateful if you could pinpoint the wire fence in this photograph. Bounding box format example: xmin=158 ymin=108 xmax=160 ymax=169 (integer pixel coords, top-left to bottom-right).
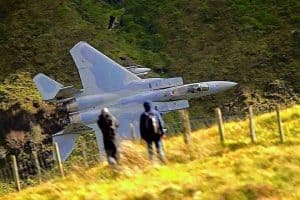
xmin=165 ymin=113 xmax=248 ymax=134
xmin=0 ymin=151 xmax=53 ymax=181
xmin=0 ymin=104 xmax=298 ymax=193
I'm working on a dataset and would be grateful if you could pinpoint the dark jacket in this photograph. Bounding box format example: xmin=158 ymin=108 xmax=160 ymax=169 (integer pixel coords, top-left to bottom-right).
xmin=97 ymin=112 xmax=119 ymax=141
xmin=140 ymin=101 xmax=164 ymax=141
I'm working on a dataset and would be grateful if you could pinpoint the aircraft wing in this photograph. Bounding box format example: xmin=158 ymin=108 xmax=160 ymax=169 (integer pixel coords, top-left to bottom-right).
xmin=70 ymin=41 xmax=140 ymax=94
xmin=107 ymin=103 xmax=143 ymax=140
xmin=112 ymin=100 xmax=190 ymax=139
xmin=153 ymin=100 xmax=189 ymax=113
xmin=53 ymin=100 xmax=189 ymax=161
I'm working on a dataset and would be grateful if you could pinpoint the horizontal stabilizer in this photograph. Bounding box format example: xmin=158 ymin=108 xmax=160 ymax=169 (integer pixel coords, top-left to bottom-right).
xmin=52 ymin=131 xmax=80 ymax=162
xmin=153 ymin=100 xmax=189 ymax=113
xmin=52 ymin=123 xmax=93 ymax=162
xmin=55 ymin=86 xmax=81 ymax=100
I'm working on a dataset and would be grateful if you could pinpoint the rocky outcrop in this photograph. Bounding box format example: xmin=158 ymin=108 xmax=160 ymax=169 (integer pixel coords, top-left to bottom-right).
xmin=222 ymin=80 xmax=299 ymax=115
xmin=263 ymin=80 xmax=298 ymax=103
xmin=0 ymin=103 xmax=62 ymax=164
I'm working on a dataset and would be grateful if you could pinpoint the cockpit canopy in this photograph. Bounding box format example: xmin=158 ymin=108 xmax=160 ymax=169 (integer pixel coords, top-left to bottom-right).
xmin=191 ymin=83 xmax=209 ymax=93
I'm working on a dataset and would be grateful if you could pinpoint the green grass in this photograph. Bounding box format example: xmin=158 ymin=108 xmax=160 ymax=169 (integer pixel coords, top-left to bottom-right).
xmin=1 ymin=105 xmax=299 ymax=199
xmin=0 ymin=72 xmax=42 ymax=111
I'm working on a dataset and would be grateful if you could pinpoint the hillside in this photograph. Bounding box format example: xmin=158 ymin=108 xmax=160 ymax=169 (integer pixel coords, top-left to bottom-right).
xmin=0 ymin=1 xmax=299 ymax=158
xmin=0 ymin=0 xmax=299 ymax=112
xmin=1 ymin=105 xmax=300 ymax=199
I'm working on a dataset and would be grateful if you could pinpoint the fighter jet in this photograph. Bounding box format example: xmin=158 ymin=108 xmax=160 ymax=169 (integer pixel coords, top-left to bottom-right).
xmin=33 ymin=41 xmax=237 ymax=161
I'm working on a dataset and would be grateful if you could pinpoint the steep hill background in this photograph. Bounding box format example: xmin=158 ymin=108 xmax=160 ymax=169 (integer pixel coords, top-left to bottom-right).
xmin=0 ymin=0 xmax=299 ymax=141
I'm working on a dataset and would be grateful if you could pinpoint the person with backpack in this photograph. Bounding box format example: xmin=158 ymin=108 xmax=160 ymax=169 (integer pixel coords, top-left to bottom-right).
xmin=140 ymin=100 xmax=166 ymax=163
xmin=97 ymin=107 xmax=119 ymax=165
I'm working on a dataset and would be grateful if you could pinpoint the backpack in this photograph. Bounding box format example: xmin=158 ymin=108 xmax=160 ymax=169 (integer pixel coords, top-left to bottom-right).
xmin=144 ymin=112 xmax=160 ymax=135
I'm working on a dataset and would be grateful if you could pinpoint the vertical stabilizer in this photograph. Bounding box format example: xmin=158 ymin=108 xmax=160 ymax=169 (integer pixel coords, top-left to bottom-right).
xmin=33 ymin=73 xmax=63 ymax=100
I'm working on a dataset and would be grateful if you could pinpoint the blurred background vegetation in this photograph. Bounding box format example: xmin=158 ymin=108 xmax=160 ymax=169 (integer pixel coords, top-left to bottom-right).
xmin=0 ymin=0 xmax=298 ymax=113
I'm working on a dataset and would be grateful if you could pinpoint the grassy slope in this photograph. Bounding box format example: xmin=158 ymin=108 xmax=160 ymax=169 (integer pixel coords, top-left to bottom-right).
xmin=0 ymin=0 xmax=299 ymax=115
xmin=2 ymin=105 xmax=300 ymax=200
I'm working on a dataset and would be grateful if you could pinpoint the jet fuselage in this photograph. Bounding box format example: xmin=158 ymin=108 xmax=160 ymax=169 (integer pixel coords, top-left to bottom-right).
xmin=67 ymin=81 xmax=237 ymax=125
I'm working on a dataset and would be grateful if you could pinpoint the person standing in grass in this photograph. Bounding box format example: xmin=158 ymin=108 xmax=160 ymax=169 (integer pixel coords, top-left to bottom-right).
xmin=97 ymin=107 xmax=119 ymax=165
xmin=140 ymin=100 xmax=166 ymax=163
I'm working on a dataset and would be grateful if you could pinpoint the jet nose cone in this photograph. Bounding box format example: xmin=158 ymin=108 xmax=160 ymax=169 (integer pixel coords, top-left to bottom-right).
xmin=226 ymin=81 xmax=238 ymax=88
xmin=219 ymin=81 xmax=238 ymax=91
xmin=209 ymin=81 xmax=238 ymax=93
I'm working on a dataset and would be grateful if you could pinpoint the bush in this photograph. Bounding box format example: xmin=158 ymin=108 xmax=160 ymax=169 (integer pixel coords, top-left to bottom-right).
xmin=237 ymin=16 xmax=263 ymax=30
xmin=58 ymin=4 xmax=72 ymax=17
xmin=291 ymin=15 xmax=300 ymax=25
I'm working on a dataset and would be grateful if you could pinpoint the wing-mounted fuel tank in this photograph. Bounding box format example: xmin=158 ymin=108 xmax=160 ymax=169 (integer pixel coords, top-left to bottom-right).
xmin=126 ymin=65 xmax=151 ymax=76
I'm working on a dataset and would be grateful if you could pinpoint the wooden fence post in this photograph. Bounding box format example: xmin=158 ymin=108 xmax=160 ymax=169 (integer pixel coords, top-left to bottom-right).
xmin=32 ymin=151 xmax=42 ymax=183
xmin=215 ymin=108 xmax=225 ymax=145
xmin=130 ymin=123 xmax=136 ymax=141
xmin=11 ymin=155 xmax=21 ymax=191
xmin=81 ymin=139 xmax=89 ymax=167
xmin=276 ymin=104 xmax=284 ymax=143
xmin=53 ymin=142 xmax=65 ymax=177
xmin=179 ymin=109 xmax=191 ymax=144
xmin=249 ymin=106 xmax=256 ymax=143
